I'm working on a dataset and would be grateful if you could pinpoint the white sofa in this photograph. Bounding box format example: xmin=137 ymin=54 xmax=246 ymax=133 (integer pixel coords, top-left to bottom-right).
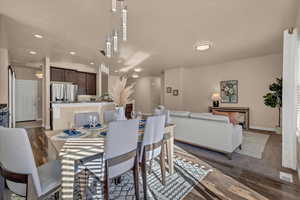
xmin=171 ymin=111 xmax=243 ymax=159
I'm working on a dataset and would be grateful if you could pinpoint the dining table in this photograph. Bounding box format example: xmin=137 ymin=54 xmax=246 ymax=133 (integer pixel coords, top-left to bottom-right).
xmin=45 ymin=122 xmax=176 ymax=200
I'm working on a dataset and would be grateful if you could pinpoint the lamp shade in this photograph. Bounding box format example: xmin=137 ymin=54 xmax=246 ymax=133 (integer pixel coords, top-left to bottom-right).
xmin=211 ymin=93 xmax=221 ymax=101
xmin=35 ymin=71 xmax=43 ymax=79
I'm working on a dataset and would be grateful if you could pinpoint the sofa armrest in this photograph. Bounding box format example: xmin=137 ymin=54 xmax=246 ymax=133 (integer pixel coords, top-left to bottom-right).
xmin=232 ymin=125 xmax=243 ymax=150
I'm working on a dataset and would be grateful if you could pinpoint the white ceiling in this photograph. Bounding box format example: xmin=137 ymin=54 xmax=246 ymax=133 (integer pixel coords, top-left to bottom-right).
xmin=0 ymin=0 xmax=299 ymax=76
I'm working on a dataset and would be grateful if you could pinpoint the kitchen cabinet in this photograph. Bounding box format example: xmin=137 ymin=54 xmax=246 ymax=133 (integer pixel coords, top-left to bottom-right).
xmin=77 ymin=72 xmax=87 ymax=95
xmin=50 ymin=67 xmax=96 ymax=95
xmin=64 ymin=69 xmax=78 ymax=83
xmin=50 ymin=67 xmax=65 ymax=82
xmin=86 ymin=73 xmax=96 ymax=95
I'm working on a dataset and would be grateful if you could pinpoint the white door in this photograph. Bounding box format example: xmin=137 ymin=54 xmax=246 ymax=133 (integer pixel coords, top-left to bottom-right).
xmin=16 ymin=80 xmax=38 ymax=121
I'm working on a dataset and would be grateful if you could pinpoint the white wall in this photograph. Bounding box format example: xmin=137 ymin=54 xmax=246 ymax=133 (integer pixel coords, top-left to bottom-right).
xmin=133 ymin=76 xmax=161 ymax=114
xmin=0 ymin=15 xmax=9 ymax=104
xmin=0 ymin=48 xmax=9 ymax=104
xmin=164 ymin=54 xmax=283 ymax=130
xmin=108 ymin=75 xmax=120 ymax=94
xmin=164 ymin=68 xmax=184 ymax=110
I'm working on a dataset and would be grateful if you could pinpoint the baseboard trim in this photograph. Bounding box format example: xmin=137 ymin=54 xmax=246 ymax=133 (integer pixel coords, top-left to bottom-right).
xmin=249 ymin=126 xmax=276 ymax=132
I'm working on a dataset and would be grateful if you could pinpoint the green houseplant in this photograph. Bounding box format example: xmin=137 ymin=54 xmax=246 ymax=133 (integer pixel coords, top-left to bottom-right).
xmin=263 ymin=78 xmax=282 ymax=129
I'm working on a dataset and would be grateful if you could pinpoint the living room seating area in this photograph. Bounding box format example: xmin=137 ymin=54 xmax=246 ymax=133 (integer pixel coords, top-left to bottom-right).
xmin=171 ymin=111 xmax=243 ymax=159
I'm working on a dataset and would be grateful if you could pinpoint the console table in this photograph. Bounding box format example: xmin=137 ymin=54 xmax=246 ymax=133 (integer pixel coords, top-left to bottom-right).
xmin=209 ymin=107 xmax=250 ymax=130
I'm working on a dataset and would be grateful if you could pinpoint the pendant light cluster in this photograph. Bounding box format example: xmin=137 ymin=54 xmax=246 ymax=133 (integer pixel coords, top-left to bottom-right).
xmin=105 ymin=0 xmax=128 ymax=58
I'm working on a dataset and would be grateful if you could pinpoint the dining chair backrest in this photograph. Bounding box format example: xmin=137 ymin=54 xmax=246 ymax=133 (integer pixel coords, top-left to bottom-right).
xmin=0 ymin=127 xmax=42 ymax=197
xmin=154 ymin=107 xmax=171 ymax=125
xmin=103 ymin=110 xmax=116 ymax=124
xmin=74 ymin=112 xmax=99 ymax=128
xmin=105 ymin=119 xmax=139 ymax=178
xmin=140 ymin=115 xmax=166 ymax=161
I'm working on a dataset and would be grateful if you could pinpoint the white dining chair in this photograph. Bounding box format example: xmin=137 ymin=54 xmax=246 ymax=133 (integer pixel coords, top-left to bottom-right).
xmin=104 ymin=119 xmax=140 ymax=199
xmin=140 ymin=115 xmax=166 ymax=200
xmin=74 ymin=112 xmax=100 ymax=128
xmin=103 ymin=110 xmax=116 ymax=124
xmin=154 ymin=107 xmax=171 ymax=125
xmin=0 ymin=127 xmax=61 ymax=199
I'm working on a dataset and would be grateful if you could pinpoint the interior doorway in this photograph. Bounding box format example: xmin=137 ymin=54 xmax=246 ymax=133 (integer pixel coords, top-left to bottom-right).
xmin=15 ymin=79 xmax=38 ymax=121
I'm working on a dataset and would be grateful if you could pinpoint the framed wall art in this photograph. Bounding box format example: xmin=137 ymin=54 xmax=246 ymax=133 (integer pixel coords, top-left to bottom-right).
xmin=220 ymin=80 xmax=238 ymax=103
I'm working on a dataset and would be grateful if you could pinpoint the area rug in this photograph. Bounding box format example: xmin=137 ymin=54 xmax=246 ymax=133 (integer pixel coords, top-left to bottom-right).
xmin=8 ymin=157 xmax=211 ymax=200
xmin=74 ymin=157 xmax=212 ymax=200
xmin=235 ymin=131 xmax=270 ymax=159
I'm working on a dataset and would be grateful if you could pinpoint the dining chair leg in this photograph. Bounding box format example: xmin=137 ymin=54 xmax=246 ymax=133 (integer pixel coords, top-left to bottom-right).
xmin=133 ymin=154 xmax=140 ymax=200
xmin=141 ymin=151 xmax=148 ymax=200
xmin=104 ymin=162 xmax=109 ymax=200
xmin=54 ymin=190 xmax=60 ymax=200
xmin=0 ymin=175 xmax=4 ymax=200
xmin=148 ymin=159 xmax=153 ymax=174
xmin=160 ymin=144 xmax=166 ymax=185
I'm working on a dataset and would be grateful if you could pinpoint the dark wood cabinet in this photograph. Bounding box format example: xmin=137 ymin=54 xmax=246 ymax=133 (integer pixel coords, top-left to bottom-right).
xmin=77 ymin=72 xmax=87 ymax=95
xmin=64 ymin=69 xmax=78 ymax=83
xmin=50 ymin=67 xmax=96 ymax=95
xmin=86 ymin=73 xmax=97 ymax=95
xmin=50 ymin=67 xmax=65 ymax=82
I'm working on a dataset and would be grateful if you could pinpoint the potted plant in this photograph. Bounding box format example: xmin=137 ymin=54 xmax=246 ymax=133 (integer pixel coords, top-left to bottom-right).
xmin=263 ymin=78 xmax=282 ymax=133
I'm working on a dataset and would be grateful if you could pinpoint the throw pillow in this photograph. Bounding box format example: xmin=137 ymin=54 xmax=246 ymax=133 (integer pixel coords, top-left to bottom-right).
xmin=212 ymin=110 xmax=239 ymax=125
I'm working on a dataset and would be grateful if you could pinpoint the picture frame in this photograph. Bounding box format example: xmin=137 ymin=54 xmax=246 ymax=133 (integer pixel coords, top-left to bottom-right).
xmin=220 ymin=80 xmax=238 ymax=103
xmin=173 ymin=89 xmax=179 ymax=96
xmin=166 ymin=87 xmax=172 ymax=93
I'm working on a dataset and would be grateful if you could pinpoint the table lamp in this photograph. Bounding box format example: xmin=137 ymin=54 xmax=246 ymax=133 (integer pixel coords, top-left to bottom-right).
xmin=211 ymin=93 xmax=221 ymax=107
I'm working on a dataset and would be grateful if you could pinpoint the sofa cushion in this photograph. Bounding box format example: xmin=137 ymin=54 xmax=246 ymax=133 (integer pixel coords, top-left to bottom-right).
xmin=190 ymin=112 xmax=229 ymax=123
xmin=170 ymin=111 xmax=190 ymax=118
xmin=212 ymin=111 xmax=239 ymax=125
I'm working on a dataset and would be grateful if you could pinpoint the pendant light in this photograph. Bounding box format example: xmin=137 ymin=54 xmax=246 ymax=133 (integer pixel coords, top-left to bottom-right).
xmin=106 ymin=35 xmax=112 ymax=58
xmin=112 ymin=0 xmax=117 ymax=12
xmin=113 ymin=30 xmax=118 ymax=53
xmin=122 ymin=6 xmax=128 ymax=41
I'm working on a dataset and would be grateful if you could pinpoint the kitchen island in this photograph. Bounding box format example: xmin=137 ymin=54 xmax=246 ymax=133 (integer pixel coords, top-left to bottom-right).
xmin=51 ymin=102 xmax=115 ymax=130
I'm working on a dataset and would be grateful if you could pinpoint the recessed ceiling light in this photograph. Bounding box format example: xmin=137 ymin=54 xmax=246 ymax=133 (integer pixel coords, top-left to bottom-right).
xmin=90 ymin=62 xmax=94 ymax=65
xmin=132 ymin=74 xmax=139 ymax=78
xmin=134 ymin=68 xmax=142 ymax=72
xmin=33 ymin=34 xmax=43 ymax=39
xmin=29 ymin=51 xmax=37 ymax=55
xmin=194 ymin=41 xmax=212 ymax=51
xmin=70 ymin=51 xmax=76 ymax=55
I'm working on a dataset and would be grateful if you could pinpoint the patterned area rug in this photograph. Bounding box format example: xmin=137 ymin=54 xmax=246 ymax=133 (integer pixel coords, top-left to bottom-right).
xmin=235 ymin=131 xmax=270 ymax=159
xmin=74 ymin=157 xmax=212 ymax=200
xmin=8 ymin=157 xmax=211 ymax=200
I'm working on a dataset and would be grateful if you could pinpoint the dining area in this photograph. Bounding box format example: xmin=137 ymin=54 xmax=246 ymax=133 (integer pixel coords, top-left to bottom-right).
xmin=47 ymin=107 xmax=176 ymax=199
xmin=1 ymin=106 xmax=178 ymax=200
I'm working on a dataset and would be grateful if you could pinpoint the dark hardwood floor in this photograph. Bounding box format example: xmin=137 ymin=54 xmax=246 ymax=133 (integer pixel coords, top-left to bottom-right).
xmin=176 ymin=130 xmax=300 ymax=200
xmin=25 ymin=127 xmax=300 ymax=200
